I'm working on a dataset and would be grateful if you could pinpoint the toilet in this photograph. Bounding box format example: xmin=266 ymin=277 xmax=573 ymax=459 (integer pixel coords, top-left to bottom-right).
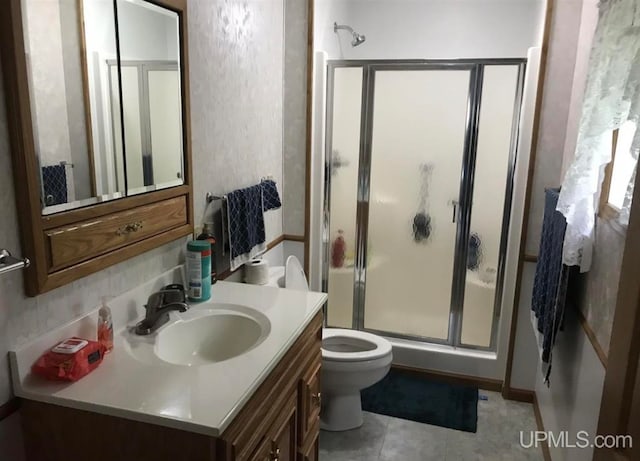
xmin=281 ymin=256 xmax=393 ymax=432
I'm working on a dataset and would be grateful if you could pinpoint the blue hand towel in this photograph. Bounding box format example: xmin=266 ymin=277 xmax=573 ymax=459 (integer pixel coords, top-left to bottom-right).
xmin=42 ymin=165 xmax=68 ymax=206
xmin=261 ymin=179 xmax=281 ymax=211
xmin=227 ymin=184 xmax=266 ymax=270
xmin=531 ymin=188 xmax=569 ymax=384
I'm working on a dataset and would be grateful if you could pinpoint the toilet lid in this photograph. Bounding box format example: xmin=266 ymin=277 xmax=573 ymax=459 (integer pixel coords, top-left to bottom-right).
xmin=322 ymin=328 xmax=392 ymax=362
xmin=285 ymin=255 xmax=309 ymax=291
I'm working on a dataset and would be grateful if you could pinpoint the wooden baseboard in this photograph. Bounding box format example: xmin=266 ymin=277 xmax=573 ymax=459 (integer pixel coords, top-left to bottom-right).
xmin=533 ymin=393 xmax=552 ymax=461
xmin=283 ymin=234 xmax=305 ymax=243
xmin=0 ymin=397 xmax=20 ymax=422
xmin=267 ymin=235 xmax=285 ymax=250
xmin=576 ymin=308 xmax=608 ymax=369
xmin=502 ymin=387 xmax=535 ymax=403
xmin=391 ymin=364 xmax=503 ymax=392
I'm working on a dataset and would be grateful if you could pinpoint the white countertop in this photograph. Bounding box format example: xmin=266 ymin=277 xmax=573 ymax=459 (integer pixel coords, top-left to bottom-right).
xmin=10 ymin=268 xmax=327 ymax=437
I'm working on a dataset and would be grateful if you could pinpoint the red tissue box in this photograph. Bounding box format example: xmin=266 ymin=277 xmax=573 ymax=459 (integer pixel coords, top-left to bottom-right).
xmin=32 ymin=337 xmax=106 ymax=382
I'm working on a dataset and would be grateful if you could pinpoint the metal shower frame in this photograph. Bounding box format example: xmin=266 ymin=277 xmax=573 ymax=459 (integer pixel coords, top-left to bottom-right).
xmin=322 ymin=58 xmax=526 ymax=352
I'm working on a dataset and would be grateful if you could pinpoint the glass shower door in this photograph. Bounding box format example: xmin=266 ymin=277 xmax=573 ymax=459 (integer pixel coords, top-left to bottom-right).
xmin=362 ymin=67 xmax=472 ymax=341
xmin=324 ymin=60 xmax=525 ymax=351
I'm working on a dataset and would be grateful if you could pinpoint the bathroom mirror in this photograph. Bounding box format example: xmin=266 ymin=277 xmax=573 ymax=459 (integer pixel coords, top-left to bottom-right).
xmin=0 ymin=0 xmax=193 ymax=296
xmin=21 ymin=0 xmax=184 ymax=214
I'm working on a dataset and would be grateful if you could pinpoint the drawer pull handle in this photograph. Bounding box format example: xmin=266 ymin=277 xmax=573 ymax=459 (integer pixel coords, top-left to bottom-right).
xmin=127 ymin=221 xmax=143 ymax=232
xmin=312 ymin=392 xmax=322 ymax=406
xmin=270 ymin=445 xmax=280 ymax=461
xmin=116 ymin=221 xmax=144 ymax=236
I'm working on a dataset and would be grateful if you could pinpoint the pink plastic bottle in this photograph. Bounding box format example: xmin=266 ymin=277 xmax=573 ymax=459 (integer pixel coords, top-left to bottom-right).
xmin=97 ymin=298 xmax=114 ymax=353
xmin=331 ymin=230 xmax=346 ymax=268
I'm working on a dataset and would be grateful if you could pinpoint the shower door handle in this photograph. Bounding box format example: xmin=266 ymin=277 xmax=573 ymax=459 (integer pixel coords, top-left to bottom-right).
xmin=451 ymin=200 xmax=459 ymax=223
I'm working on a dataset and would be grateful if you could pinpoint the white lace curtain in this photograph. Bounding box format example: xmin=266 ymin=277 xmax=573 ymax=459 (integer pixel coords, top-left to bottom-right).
xmin=557 ymin=0 xmax=640 ymax=272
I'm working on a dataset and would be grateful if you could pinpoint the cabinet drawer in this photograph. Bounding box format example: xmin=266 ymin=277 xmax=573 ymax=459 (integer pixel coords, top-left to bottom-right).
xmin=45 ymin=196 xmax=187 ymax=271
xmin=298 ymin=353 xmax=321 ymax=446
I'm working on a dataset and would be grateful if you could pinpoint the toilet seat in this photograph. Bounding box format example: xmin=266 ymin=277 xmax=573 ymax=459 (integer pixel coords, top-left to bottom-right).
xmin=322 ymin=328 xmax=392 ymax=362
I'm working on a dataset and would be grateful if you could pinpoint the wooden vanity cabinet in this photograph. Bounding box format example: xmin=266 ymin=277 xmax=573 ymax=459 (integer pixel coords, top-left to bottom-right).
xmin=19 ymin=312 xmax=323 ymax=461
xmin=217 ymin=312 xmax=322 ymax=461
xmin=246 ymin=394 xmax=297 ymax=461
xmin=299 ymin=429 xmax=320 ymax=461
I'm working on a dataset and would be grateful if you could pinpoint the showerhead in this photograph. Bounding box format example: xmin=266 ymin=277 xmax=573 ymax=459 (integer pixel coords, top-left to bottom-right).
xmin=351 ymin=32 xmax=366 ymax=47
xmin=334 ymin=22 xmax=366 ymax=47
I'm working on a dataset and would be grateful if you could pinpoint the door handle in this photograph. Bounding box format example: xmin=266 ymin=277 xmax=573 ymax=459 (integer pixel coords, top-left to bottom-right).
xmin=451 ymin=200 xmax=459 ymax=223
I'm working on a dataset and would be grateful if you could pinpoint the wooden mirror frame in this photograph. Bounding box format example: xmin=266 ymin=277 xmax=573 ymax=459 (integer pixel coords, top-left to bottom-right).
xmin=0 ymin=0 xmax=194 ymax=296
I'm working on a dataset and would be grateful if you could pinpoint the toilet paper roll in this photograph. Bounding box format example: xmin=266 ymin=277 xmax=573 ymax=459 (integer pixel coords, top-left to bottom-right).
xmin=244 ymin=258 xmax=270 ymax=285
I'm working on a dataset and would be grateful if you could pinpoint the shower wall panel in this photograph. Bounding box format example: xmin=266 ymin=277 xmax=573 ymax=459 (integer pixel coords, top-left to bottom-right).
xmin=326 ymin=67 xmax=362 ymax=328
xmin=461 ymin=65 xmax=522 ymax=347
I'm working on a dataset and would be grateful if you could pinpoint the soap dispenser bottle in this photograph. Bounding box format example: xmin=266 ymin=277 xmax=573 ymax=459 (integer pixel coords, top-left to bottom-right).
xmin=97 ymin=298 xmax=114 ymax=353
xmin=196 ymin=222 xmax=217 ymax=284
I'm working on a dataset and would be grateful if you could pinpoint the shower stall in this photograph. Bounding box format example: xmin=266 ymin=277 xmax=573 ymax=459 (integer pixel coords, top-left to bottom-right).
xmin=323 ymin=60 xmax=526 ymax=351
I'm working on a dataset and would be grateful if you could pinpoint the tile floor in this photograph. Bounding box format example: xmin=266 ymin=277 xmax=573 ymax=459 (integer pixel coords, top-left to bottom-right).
xmin=319 ymin=391 xmax=544 ymax=461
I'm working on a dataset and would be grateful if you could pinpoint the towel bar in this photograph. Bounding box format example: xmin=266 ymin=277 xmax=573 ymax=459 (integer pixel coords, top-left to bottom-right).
xmin=205 ymin=176 xmax=276 ymax=257
xmin=204 ymin=193 xmax=228 ymax=256
xmin=205 ymin=177 xmax=274 ymax=204
xmin=205 ymin=192 xmax=226 ymax=203
xmin=0 ymin=249 xmax=30 ymax=276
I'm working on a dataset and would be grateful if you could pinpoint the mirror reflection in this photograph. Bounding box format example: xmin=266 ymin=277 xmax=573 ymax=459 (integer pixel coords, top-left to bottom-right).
xmin=23 ymin=0 xmax=184 ymax=215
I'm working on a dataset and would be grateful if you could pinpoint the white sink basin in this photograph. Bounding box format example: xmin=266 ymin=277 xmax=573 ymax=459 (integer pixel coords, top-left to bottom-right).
xmin=125 ymin=303 xmax=271 ymax=367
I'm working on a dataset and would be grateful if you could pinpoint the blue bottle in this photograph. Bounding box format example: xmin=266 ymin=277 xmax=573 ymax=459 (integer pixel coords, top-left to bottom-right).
xmin=186 ymin=240 xmax=212 ymax=302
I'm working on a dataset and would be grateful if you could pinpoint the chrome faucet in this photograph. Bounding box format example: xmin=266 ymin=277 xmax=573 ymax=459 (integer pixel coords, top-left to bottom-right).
xmin=135 ymin=285 xmax=188 ymax=335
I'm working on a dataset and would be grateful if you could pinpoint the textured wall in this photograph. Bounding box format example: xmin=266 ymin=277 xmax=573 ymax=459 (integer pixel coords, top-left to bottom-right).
xmin=528 ymin=0 xmax=622 ymax=355
xmin=515 ymin=3 xmax=618 ymax=461
xmin=524 ymin=0 xmax=583 ymax=257
xmin=577 ymin=218 xmax=625 ymax=355
xmin=556 ymin=0 xmax=621 ymax=356
xmin=315 ymin=0 xmax=544 ymax=60
xmin=535 ymin=306 xmax=605 ymax=461
xmin=1 ymin=0 xmax=287 ymax=412
xmin=23 ymin=0 xmax=74 ymax=169
xmin=283 ymin=0 xmax=308 ymax=237
xmin=59 ymin=1 xmax=92 ymax=200
xmin=189 ymin=0 xmax=284 ymax=243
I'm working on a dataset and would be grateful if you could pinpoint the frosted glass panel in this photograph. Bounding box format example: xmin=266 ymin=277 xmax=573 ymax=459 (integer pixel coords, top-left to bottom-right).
xmin=148 ymin=69 xmax=183 ymax=186
xmin=111 ymin=65 xmax=145 ymax=190
xmin=461 ymin=65 xmax=520 ymax=347
xmin=326 ymin=67 xmax=363 ymax=328
xmin=364 ymin=69 xmax=471 ymax=340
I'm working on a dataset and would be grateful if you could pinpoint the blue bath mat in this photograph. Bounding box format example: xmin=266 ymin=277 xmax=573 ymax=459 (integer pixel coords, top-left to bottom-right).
xmin=361 ymin=368 xmax=478 ymax=433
